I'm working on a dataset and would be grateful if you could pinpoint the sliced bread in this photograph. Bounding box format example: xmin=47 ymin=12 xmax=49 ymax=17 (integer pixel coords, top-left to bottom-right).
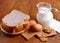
xmin=0 ymin=9 xmax=30 ymax=35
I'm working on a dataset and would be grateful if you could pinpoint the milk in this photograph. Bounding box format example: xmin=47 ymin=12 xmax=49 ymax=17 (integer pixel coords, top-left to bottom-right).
xmin=36 ymin=5 xmax=60 ymax=33
xmin=37 ymin=7 xmax=53 ymax=24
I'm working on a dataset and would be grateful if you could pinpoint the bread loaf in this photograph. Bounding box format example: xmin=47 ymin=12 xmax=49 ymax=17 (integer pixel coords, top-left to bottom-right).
xmin=0 ymin=9 xmax=30 ymax=35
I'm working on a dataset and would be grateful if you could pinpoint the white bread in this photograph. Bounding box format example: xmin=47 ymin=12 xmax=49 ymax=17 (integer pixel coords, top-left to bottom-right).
xmin=0 ymin=9 xmax=30 ymax=35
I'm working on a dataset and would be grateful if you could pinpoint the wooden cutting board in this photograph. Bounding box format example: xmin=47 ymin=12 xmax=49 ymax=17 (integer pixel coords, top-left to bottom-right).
xmin=0 ymin=0 xmax=60 ymax=43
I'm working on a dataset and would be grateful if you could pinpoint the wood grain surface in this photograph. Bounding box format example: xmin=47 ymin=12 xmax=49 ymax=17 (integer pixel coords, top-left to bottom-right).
xmin=0 ymin=0 xmax=60 ymax=43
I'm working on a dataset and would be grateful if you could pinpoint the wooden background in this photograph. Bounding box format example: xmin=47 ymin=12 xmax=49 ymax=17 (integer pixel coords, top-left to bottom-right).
xmin=0 ymin=0 xmax=60 ymax=43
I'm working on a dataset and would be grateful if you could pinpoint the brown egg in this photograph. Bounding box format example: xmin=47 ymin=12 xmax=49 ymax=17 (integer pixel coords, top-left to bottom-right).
xmin=31 ymin=24 xmax=43 ymax=32
xmin=29 ymin=20 xmax=36 ymax=26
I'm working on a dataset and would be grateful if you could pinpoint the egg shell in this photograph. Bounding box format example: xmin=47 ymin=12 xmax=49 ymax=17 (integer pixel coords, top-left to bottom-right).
xmin=31 ymin=24 xmax=43 ymax=32
xmin=29 ymin=20 xmax=37 ymax=26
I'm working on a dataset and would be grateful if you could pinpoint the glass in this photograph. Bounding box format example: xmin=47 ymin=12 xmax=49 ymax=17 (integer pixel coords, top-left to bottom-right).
xmin=36 ymin=2 xmax=60 ymax=32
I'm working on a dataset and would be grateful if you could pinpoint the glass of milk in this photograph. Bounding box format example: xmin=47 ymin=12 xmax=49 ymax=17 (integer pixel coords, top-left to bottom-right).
xmin=36 ymin=2 xmax=60 ymax=33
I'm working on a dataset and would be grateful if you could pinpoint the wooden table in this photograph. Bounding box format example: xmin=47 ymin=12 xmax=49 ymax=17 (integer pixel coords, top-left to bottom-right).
xmin=0 ymin=0 xmax=60 ymax=43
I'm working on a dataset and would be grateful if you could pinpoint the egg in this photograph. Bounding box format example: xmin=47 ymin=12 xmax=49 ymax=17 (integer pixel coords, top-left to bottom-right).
xmin=29 ymin=20 xmax=37 ymax=26
xmin=31 ymin=24 xmax=43 ymax=32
